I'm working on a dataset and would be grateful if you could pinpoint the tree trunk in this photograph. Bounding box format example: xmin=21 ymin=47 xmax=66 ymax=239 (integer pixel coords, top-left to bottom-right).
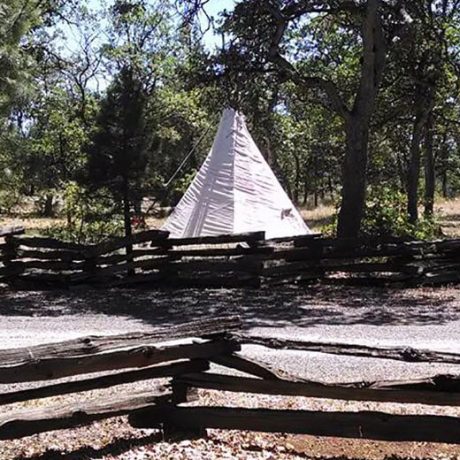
xmin=407 ymin=90 xmax=435 ymax=224
xmin=293 ymin=153 xmax=301 ymax=204
xmin=303 ymin=181 xmax=308 ymax=206
xmin=122 ymin=182 xmax=132 ymax=241
xmin=337 ymin=117 xmax=369 ymax=238
xmin=442 ymin=171 xmax=448 ymax=198
xmin=66 ymin=211 xmax=73 ymax=227
xmin=43 ymin=194 xmax=54 ymax=217
xmin=122 ymin=176 xmax=134 ymax=276
xmin=396 ymin=151 xmax=406 ymax=194
xmin=336 ymin=0 xmax=385 ymax=237
xmin=407 ymin=118 xmax=425 ymax=224
xmin=313 ymin=151 xmax=318 ymax=208
xmin=423 ymin=112 xmax=435 ymax=217
xmin=440 ymin=134 xmax=449 ymax=198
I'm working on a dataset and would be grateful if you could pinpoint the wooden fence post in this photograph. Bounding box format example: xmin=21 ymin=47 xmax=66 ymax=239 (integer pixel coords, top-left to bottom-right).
xmin=128 ymin=370 xmax=207 ymax=440
xmin=4 ymin=234 xmax=17 ymax=264
xmin=161 ymin=377 xmax=206 ymax=440
xmin=82 ymin=252 xmax=97 ymax=286
xmin=3 ymin=235 xmax=23 ymax=285
xmin=160 ymin=242 xmax=179 ymax=285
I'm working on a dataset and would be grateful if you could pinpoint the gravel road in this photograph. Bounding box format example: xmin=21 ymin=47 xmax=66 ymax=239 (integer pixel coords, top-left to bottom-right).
xmin=1 ymin=285 xmax=460 ymax=460
xmin=1 ymin=284 xmax=459 ymax=383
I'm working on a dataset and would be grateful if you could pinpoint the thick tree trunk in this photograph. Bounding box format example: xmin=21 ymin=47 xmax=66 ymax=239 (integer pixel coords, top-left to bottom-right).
xmin=423 ymin=112 xmax=435 ymax=217
xmin=337 ymin=118 xmax=369 ymax=238
xmin=336 ymin=0 xmax=385 ymax=237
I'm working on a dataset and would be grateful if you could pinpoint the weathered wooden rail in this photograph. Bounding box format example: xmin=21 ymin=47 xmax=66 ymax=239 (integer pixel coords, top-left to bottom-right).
xmin=1 ymin=315 xmax=460 ymax=446
xmin=1 ymin=226 xmax=460 ymax=289
xmin=0 ymin=316 xmax=241 ymax=440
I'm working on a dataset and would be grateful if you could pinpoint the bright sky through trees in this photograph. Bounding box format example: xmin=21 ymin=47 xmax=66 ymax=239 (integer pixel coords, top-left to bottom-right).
xmin=52 ymin=0 xmax=235 ymax=90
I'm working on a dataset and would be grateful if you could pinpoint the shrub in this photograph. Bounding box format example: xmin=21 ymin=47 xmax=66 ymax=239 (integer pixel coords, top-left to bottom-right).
xmin=43 ymin=182 xmax=124 ymax=244
xmin=362 ymin=187 xmax=440 ymax=239
xmin=321 ymin=187 xmax=440 ymax=240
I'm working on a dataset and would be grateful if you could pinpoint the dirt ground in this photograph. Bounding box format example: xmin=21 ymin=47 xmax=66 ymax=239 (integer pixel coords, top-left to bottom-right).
xmin=0 ymin=284 xmax=459 ymax=460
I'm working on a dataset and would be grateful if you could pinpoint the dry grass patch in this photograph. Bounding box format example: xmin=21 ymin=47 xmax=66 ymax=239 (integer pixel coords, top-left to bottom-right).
xmin=1 ymin=197 xmax=460 ymax=238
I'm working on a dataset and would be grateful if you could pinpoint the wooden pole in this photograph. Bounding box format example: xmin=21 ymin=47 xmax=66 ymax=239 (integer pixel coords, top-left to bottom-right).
xmin=234 ymin=334 xmax=460 ymax=364
xmin=0 ymin=360 xmax=208 ymax=406
xmin=2 ymin=316 xmax=241 ymax=365
xmin=0 ymin=340 xmax=239 ymax=383
xmin=131 ymin=405 xmax=460 ymax=444
xmin=0 ymin=388 xmax=171 ymax=440
xmin=177 ymin=372 xmax=460 ymax=406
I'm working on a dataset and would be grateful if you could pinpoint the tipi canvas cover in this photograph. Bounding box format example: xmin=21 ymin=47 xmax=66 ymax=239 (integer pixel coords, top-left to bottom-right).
xmin=162 ymin=108 xmax=311 ymax=239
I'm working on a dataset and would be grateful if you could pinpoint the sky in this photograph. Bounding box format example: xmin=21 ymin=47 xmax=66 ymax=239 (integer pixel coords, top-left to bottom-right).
xmin=80 ymin=0 xmax=236 ymax=50
xmin=56 ymin=0 xmax=236 ymax=63
xmin=199 ymin=0 xmax=235 ymax=49
xmin=52 ymin=0 xmax=236 ymax=90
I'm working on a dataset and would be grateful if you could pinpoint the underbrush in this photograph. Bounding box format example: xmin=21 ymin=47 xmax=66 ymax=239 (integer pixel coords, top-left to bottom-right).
xmin=320 ymin=188 xmax=443 ymax=240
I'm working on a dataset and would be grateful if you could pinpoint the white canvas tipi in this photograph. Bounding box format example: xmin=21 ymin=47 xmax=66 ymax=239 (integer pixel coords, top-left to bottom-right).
xmin=162 ymin=108 xmax=311 ymax=239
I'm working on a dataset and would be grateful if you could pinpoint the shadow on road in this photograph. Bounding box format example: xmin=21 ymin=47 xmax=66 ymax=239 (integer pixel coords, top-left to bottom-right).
xmin=0 ymin=284 xmax=458 ymax=330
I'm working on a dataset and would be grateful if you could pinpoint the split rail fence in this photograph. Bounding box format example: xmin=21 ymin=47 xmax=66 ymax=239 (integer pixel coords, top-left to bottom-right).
xmin=1 ymin=226 xmax=460 ymax=289
xmin=1 ymin=316 xmax=459 ymax=444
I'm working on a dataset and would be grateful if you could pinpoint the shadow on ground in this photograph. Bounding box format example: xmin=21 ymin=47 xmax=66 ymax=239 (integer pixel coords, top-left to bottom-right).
xmin=14 ymin=433 xmax=161 ymax=460
xmin=0 ymin=284 xmax=458 ymax=329
xmin=14 ymin=432 xmax=458 ymax=460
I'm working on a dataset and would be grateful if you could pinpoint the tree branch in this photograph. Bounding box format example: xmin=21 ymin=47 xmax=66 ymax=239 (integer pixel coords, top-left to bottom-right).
xmin=266 ymin=9 xmax=350 ymax=119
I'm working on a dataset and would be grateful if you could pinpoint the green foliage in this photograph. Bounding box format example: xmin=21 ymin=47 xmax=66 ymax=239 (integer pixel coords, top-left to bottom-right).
xmin=26 ymin=87 xmax=89 ymax=192
xmin=171 ymin=168 xmax=197 ymax=201
xmin=44 ymin=218 xmax=124 ymax=244
xmin=43 ymin=182 xmax=124 ymax=244
xmin=361 ymin=187 xmax=440 ymax=240
xmin=0 ymin=188 xmax=22 ymax=214
xmin=84 ymin=66 xmax=153 ymax=204
xmin=322 ymin=187 xmax=440 ymax=240
xmin=0 ymin=0 xmax=41 ymax=117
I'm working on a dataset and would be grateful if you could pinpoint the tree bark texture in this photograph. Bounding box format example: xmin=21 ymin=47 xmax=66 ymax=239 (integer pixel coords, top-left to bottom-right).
xmin=337 ymin=118 xmax=369 ymax=237
xmin=337 ymin=0 xmax=386 ymax=237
